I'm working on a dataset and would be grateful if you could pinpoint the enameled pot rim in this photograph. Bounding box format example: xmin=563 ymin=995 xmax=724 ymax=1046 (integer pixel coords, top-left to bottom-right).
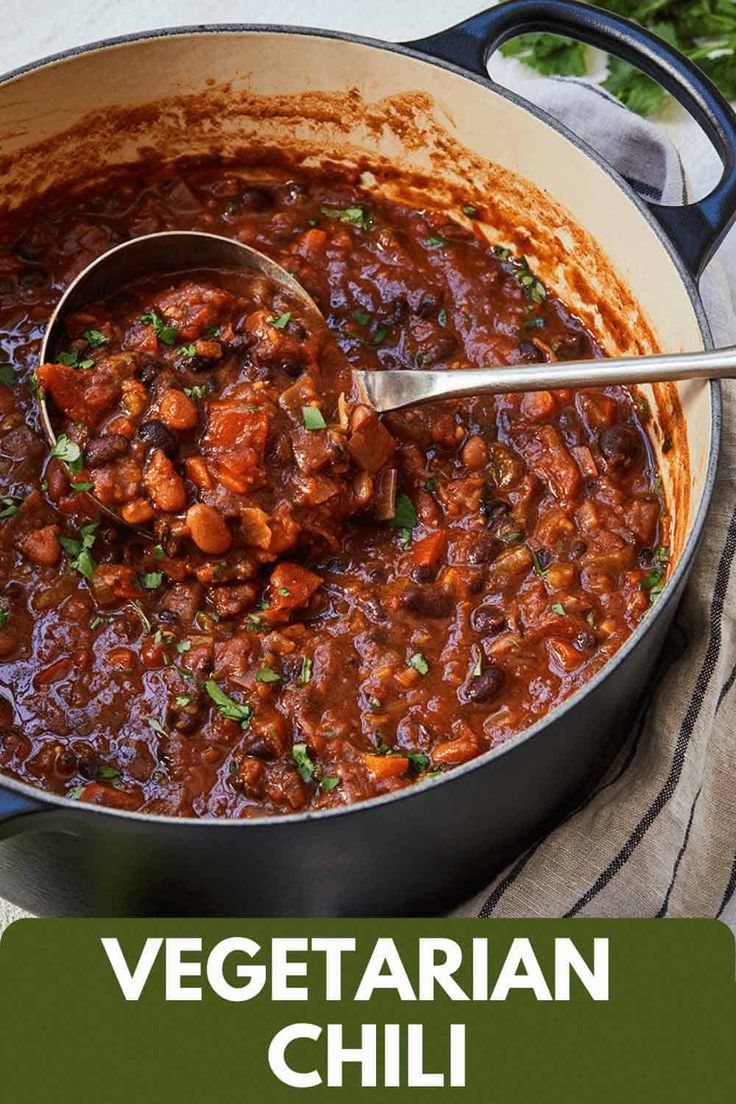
xmin=0 ymin=22 xmax=722 ymax=830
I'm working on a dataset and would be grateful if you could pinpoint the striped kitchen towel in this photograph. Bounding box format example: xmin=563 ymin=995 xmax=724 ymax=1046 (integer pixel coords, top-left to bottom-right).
xmin=455 ymin=72 xmax=736 ymax=921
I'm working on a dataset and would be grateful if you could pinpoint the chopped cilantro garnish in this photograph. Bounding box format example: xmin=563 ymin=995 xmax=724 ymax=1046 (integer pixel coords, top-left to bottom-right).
xmin=175 ymin=694 xmax=193 ymax=708
xmin=407 ymin=750 xmax=430 ymax=771
xmin=321 ymin=205 xmax=371 ymax=230
xmin=98 ymin=764 xmax=121 ymax=785
xmin=138 ymin=571 xmax=163 ymax=590
xmin=320 ymin=775 xmax=340 ymax=792
xmin=153 ymin=543 xmax=165 ymax=560
xmin=0 ymin=364 xmax=17 ymax=386
xmin=50 ymin=434 xmax=83 ymax=474
xmin=58 ymin=350 xmax=94 ymax=370
xmin=183 ymin=384 xmax=207 ymax=401
xmin=391 ymin=493 xmax=417 ymax=535
xmin=58 ymin=518 xmax=99 ymax=580
xmin=494 ymin=245 xmax=512 ymax=261
xmin=0 ymin=606 xmax=8 ymax=629
xmin=425 ymin=235 xmax=447 ymax=248
xmin=425 ymin=476 xmax=437 ymax=492
xmin=409 ymin=652 xmax=429 ymax=676
xmin=205 ymin=680 xmax=253 ymax=728
xmin=268 ymin=311 xmax=292 ymax=330
xmin=551 ymin=601 xmax=566 ymax=616
xmin=83 ymin=329 xmax=109 ymax=349
xmin=302 ymin=405 xmax=327 ymax=431
xmin=298 ymin=656 xmax=313 ymax=685
xmin=0 ymin=497 xmax=19 ymax=519
xmin=140 ymin=310 xmax=178 ymax=346
xmin=256 ymin=664 xmax=281 ymax=684
xmin=292 ymin=742 xmax=315 ymax=782
xmin=352 ymin=309 xmax=371 ymax=327
xmin=175 ymin=640 xmax=191 ymax=655
xmin=461 ymin=204 xmax=477 ymax=217
xmin=514 ymin=256 xmax=547 ymax=304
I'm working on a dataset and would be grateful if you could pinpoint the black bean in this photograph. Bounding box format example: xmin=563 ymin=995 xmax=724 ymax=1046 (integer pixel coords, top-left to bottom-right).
xmin=240 ymin=187 xmax=273 ymax=211
xmin=518 ymin=340 xmax=545 ymax=363
xmin=415 ymin=293 xmax=440 ymax=319
xmin=411 ymin=564 xmax=437 ymax=584
xmin=573 ymin=629 xmax=597 ymax=652
xmin=570 ymin=539 xmax=587 ymax=560
xmin=401 ymin=585 xmax=453 ymax=618
xmin=245 ymin=734 xmax=278 ymax=760
xmin=84 ymin=433 xmax=130 ymax=467
xmin=464 ymin=531 xmax=502 ymax=565
xmin=459 ymin=664 xmax=505 ymax=704
xmin=558 ymin=406 xmax=583 ymax=447
xmin=638 ymin=547 xmax=654 ymax=568
xmin=470 ymin=602 xmax=506 ymax=635
xmin=598 ymin=424 xmax=642 ymax=469
xmin=139 ymin=420 xmax=178 ymax=458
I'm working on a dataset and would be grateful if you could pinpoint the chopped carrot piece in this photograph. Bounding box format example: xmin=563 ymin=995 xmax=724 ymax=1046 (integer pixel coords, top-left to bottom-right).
xmin=363 ymin=754 xmax=409 ymax=779
xmin=411 ymin=530 xmax=447 ymax=568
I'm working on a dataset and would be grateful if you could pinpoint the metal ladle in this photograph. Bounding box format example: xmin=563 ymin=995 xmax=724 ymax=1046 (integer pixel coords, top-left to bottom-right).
xmin=38 ymin=230 xmax=736 ymax=522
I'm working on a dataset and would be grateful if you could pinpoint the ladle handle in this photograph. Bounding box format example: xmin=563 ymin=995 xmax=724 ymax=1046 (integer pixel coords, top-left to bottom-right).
xmin=356 ymin=345 xmax=736 ymax=412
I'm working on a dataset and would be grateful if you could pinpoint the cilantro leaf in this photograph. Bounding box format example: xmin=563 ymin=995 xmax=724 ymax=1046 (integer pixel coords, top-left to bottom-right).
xmin=140 ymin=310 xmax=178 ymax=346
xmin=268 ymin=312 xmax=292 ymax=330
xmin=50 ymin=434 xmax=83 ymax=474
xmin=292 ymin=742 xmax=315 ymax=782
xmin=321 ymin=205 xmax=372 ymax=229
xmin=0 ymin=364 xmax=17 ymax=386
xmin=205 ymin=680 xmax=253 ymax=727
xmin=83 ymin=328 xmax=110 ymax=349
xmin=256 ymin=664 xmax=281 ymax=683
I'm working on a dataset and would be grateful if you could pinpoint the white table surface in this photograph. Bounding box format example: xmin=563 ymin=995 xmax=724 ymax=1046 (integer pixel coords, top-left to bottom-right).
xmin=0 ymin=0 xmax=733 ymax=929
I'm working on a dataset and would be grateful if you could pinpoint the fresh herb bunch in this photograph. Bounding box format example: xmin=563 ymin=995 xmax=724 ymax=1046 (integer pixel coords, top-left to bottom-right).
xmin=501 ymin=0 xmax=736 ymax=116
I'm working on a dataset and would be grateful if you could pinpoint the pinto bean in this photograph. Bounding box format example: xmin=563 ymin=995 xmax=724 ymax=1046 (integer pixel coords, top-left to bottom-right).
xmin=186 ymin=503 xmax=232 ymax=554
xmin=461 ymin=435 xmax=489 ymax=470
xmin=84 ymin=433 xmax=130 ymax=467
xmin=401 ymin=585 xmax=452 ymax=618
xmin=159 ymin=389 xmax=198 ymax=431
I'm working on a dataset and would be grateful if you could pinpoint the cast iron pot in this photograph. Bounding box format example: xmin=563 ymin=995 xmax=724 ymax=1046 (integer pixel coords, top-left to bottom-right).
xmin=0 ymin=0 xmax=733 ymax=916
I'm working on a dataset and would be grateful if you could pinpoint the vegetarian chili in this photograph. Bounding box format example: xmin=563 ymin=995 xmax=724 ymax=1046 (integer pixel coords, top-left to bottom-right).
xmin=0 ymin=166 xmax=668 ymax=817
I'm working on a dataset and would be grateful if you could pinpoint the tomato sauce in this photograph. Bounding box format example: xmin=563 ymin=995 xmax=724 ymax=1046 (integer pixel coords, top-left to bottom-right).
xmin=0 ymin=166 xmax=668 ymax=816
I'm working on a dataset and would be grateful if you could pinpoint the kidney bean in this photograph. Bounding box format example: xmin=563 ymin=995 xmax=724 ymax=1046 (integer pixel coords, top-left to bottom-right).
xmin=139 ymin=419 xmax=178 ymax=458
xmin=401 ymin=585 xmax=453 ymax=618
xmin=458 ymin=664 xmax=505 ymax=704
xmin=84 ymin=433 xmax=130 ymax=467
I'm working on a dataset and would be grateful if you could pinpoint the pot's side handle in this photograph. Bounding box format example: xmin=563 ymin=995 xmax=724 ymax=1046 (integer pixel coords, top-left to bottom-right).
xmin=404 ymin=0 xmax=736 ymax=277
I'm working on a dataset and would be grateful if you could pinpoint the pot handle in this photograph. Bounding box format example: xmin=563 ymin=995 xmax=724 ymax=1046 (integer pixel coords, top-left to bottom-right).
xmin=405 ymin=0 xmax=736 ymax=277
